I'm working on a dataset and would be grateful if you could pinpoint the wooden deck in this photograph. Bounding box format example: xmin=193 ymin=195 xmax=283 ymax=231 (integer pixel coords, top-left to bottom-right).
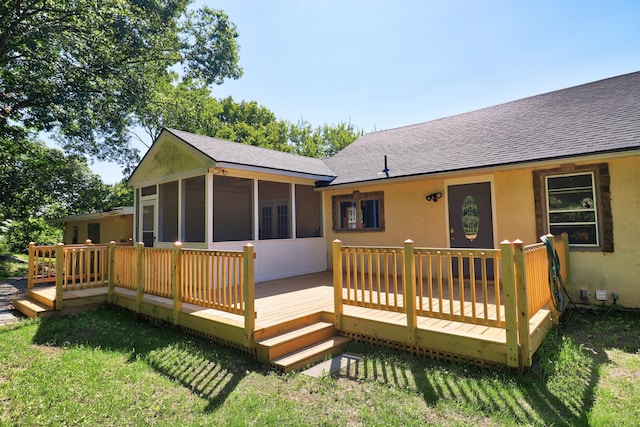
xmin=18 ymin=271 xmax=553 ymax=370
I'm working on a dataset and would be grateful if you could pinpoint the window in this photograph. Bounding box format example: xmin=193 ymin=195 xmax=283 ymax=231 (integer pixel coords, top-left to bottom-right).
xmin=295 ymin=185 xmax=322 ymax=238
xmin=258 ymin=180 xmax=290 ymax=239
xmin=533 ymin=164 xmax=613 ymax=251
xmin=546 ymin=173 xmax=597 ymax=246
xmin=72 ymin=226 xmax=79 ymax=244
xmin=183 ymin=176 xmax=205 ymax=242
xmin=332 ymin=191 xmax=384 ymax=231
xmin=213 ymin=176 xmax=253 ymax=242
xmin=159 ymin=181 xmax=178 ymax=242
xmin=141 ymin=185 xmax=156 ymax=196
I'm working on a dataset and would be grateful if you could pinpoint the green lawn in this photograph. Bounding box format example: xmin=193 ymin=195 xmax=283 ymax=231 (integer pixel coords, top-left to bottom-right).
xmin=0 ymin=253 xmax=29 ymax=280
xmin=1 ymin=307 xmax=638 ymax=426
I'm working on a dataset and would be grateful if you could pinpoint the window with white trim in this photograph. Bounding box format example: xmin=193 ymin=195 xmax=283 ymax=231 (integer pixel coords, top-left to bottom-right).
xmin=533 ymin=163 xmax=613 ymax=252
xmin=546 ymin=172 xmax=598 ymax=246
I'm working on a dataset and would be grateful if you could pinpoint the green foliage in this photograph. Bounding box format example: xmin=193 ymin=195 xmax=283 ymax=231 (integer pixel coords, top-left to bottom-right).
xmin=138 ymin=79 xmax=361 ymax=159
xmin=0 ymin=0 xmax=242 ymax=168
xmin=0 ymin=218 xmax=62 ymax=253
xmin=0 ymin=135 xmax=132 ymax=252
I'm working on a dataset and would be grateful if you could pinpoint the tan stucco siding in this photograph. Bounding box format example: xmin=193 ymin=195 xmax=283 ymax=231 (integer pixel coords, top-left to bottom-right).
xmin=61 ymin=215 xmax=134 ymax=245
xmin=322 ymin=154 xmax=640 ymax=307
xmin=565 ymin=155 xmax=640 ymax=308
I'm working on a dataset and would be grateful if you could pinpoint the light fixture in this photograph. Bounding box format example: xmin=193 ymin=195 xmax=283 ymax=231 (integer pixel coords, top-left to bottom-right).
xmin=425 ymin=192 xmax=442 ymax=202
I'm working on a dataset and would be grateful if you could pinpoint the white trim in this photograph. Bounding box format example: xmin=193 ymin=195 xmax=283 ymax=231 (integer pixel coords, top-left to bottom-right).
xmin=291 ymin=183 xmax=297 ymax=239
xmin=207 ymin=172 xmax=214 ymax=248
xmin=444 ymin=175 xmax=497 ymax=249
xmin=212 ymin=162 xmax=334 ymax=182
xmin=140 ymin=198 xmax=157 ymax=247
xmin=132 ymin=168 xmax=210 ymax=190
xmin=544 ymin=171 xmax=599 ymax=247
xmin=253 ymin=179 xmax=259 ymax=241
xmin=178 ymin=178 xmax=184 ymax=242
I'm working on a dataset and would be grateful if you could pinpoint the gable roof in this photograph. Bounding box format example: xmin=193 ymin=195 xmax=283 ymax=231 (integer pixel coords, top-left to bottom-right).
xmin=164 ymin=128 xmax=336 ymax=180
xmin=324 ymin=71 xmax=640 ymax=186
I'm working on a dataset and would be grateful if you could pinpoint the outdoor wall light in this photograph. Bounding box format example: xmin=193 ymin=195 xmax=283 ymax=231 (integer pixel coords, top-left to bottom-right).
xmin=425 ymin=192 xmax=443 ymax=202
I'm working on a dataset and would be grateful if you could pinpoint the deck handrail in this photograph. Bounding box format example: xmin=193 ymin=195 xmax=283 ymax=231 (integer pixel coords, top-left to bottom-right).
xmin=335 ymin=242 xmax=504 ymax=327
xmin=413 ymin=247 xmax=503 ymax=327
xmin=523 ymin=242 xmax=552 ymax=318
xmin=333 ymin=235 xmax=568 ymax=369
xmin=62 ymin=243 xmax=110 ymax=291
xmin=181 ymin=248 xmax=246 ymax=314
xmin=28 ymin=243 xmax=57 ymax=288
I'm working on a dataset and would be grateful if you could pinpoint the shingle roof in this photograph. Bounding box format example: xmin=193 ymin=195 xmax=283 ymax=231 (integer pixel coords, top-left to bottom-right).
xmin=165 ymin=128 xmax=336 ymax=179
xmin=324 ymin=71 xmax=640 ymax=186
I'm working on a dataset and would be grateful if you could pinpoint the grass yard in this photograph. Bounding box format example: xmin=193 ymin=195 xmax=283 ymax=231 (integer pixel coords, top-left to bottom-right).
xmin=1 ymin=307 xmax=639 ymax=426
xmin=0 ymin=253 xmax=29 ymax=280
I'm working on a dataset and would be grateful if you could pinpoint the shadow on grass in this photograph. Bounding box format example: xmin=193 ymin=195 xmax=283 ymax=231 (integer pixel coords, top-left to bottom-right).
xmin=336 ymin=308 xmax=640 ymax=426
xmin=30 ymin=307 xmax=258 ymax=411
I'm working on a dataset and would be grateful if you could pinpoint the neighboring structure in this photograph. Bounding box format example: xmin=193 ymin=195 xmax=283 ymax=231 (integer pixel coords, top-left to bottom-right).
xmin=129 ymin=72 xmax=640 ymax=307
xmin=52 ymin=207 xmax=134 ymax=245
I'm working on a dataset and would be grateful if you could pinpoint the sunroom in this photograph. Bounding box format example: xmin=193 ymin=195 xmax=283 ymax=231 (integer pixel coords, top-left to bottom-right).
xmin=128 ymin=128 xmax=336 ymax=281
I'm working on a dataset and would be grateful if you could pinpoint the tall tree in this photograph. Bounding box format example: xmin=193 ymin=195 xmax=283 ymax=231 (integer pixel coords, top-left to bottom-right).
xmin=136 ymin=81 xmax=360 ymax=158
xmin=0 ymin=1 xmax=242 ymax=170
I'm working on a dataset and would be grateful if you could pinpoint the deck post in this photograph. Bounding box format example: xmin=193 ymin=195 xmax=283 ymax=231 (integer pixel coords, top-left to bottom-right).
xmin=84 ymin=239 xmax=92 ymax=288
xmin=243 ymin=244 xmax=255 ymax=349
xmin=513 ymin=240 xmax=531 ymax=368
xmin=501 ymin=240 xmax=520 ymax=370
xmin=55 ymin=243 xmax=64 ymax=310
xmin=172 ymin=242 xmax=183 ymax=326
xmin=107 ymin=242 xmax=116 ymax=304
xmin=135 ymin=242 xmax=145 ymax=313
xmin=28 ymin=242 xmax=35 ymax=290
xmin=332 ymin=240 xmax=343 ymax=330
xmin=404 ymin=239 xmax=417 ymax=343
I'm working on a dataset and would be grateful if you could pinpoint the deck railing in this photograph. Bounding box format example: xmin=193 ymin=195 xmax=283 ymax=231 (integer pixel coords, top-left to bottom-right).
xmin=333 ymin=234 xmax=570 ymax=369
xmin=62 ymin=244 xmax=109 ymax=290
xmin=414 ymin=248 xmax=503 ymax=327
xmin=143 ymin=248 xmax=174 ymax=298
xmin=181 ymin=249 xmax=245 ymax=314
xmin=113 ymin=246 xmax=137 ymax=290
xmin=28 ymin=243 xmax=57 ymax=288
xmin=523 ymin=242 xmax=552 ymax=318
xmin=340 ymin=246 xmax=404 ymax=312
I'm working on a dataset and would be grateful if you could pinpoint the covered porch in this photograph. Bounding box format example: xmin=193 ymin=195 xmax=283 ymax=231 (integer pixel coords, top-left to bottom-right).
xmin=14 ymin=235 xmax=568 ymax=371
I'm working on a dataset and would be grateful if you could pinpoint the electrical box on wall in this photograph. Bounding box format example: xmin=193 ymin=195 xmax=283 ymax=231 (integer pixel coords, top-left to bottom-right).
xmin=595 ymin=290 xmax=608 ymax=301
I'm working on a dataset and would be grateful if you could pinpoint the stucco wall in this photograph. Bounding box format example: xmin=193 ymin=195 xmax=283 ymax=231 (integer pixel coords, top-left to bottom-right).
xmin=62 ymin=215 xmax=133 ymax=245
xmin=566 ymin=156 xmax=640 ymax=308
xmin=322 ymin=154 xmax=640 ymax=308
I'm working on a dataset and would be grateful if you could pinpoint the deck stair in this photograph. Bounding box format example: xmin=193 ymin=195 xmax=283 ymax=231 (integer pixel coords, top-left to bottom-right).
xmin=12 ymin=297 xmax=53 ymax=319
xmin=256 ymin=318 xmax=351 ymax=372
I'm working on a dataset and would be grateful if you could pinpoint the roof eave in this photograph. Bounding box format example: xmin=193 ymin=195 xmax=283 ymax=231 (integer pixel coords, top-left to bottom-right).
xmin=319 ymin=147 xmax=640 ymax=190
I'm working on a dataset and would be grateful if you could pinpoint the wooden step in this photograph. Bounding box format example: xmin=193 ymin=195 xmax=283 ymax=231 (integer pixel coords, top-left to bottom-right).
xmin=12 ymin=297 xmax=52 ymax=319
xmin=27 ymin=288 xmax=56 ymax=309
xmin=254 ymin=311 xmax=325 ymax=341
xmin=256 ymin=321 xmax=336 ymax=362
xmin=271 ymin=336 xmax=351 ymax=372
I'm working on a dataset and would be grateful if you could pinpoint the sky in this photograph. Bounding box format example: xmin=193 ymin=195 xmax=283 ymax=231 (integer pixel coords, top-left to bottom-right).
xmin=89 ymin=0 xmax=640 ymax=184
